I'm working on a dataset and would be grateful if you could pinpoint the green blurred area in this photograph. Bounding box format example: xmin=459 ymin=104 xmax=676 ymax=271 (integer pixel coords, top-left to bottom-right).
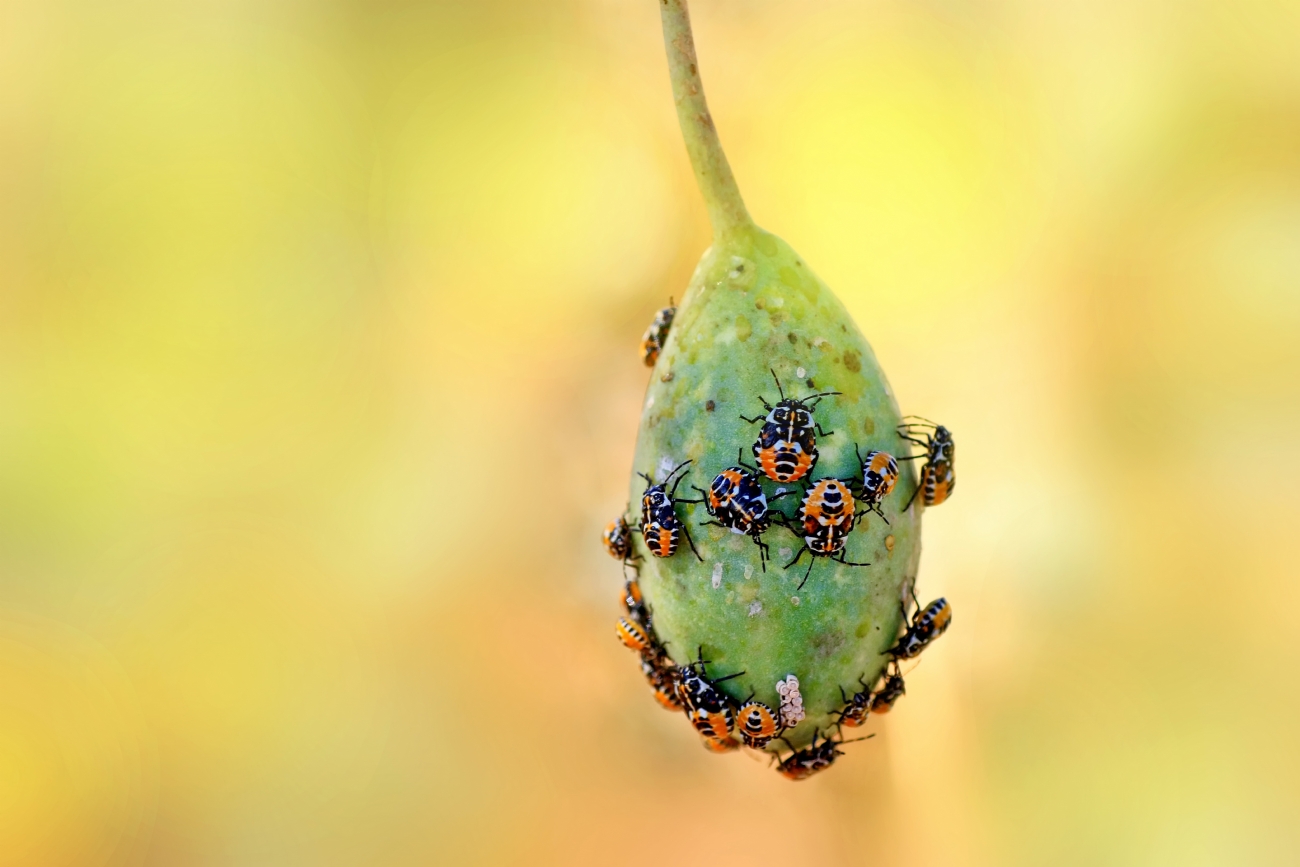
xmin=1 ymin=0 xmax=1298 ymax=864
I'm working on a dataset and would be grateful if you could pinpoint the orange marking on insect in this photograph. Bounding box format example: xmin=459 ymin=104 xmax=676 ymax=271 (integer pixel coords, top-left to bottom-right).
xmin=654 ymin=686 xmax=681 ymax=711
xmin=615 ymin=617 xmax=649 ymax=652
xmin=624 ymin=577 xmax=643 ymax=607
xmin=928 ymin=472 xmax=953 ymax=506
xmin=789 ymin=450 xmax=814 ymax=481
xmin=702 ymin=736 xmax=738 ymax=753
xmin=737 ymin=701 xmax=780 ymax=747
xmin=931 ymin=601 xmax=952 ymax=632
xmin=690 ymin=708 xmax=734 ymax=740
xmin=801 ymin=479 xmax=855 ymax=530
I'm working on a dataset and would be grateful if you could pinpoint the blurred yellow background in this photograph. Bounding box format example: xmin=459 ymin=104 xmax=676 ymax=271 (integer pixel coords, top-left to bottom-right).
xmin=2 ymin=0 xmax=1298 ymax=864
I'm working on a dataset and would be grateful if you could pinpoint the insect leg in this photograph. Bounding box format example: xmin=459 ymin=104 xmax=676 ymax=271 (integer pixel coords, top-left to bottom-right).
xmin=795 ymin=556 xmax=816 ymax=591
xmin=680 ymin=522 xmax=703 ymax=562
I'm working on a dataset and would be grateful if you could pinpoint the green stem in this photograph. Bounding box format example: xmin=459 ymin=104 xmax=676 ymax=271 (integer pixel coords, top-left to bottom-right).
xmin=659 ymin=0 xmax=753 ymax=240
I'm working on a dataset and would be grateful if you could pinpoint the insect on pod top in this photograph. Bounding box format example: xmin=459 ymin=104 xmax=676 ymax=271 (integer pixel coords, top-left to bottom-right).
xmin=640 ymin=304 xmax=676 ymax=367
xmin=743 ymin=370 xmax=841 ymax=484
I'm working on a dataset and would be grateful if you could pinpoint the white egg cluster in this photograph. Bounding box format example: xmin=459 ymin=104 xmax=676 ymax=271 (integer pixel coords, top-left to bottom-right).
xmin=776 ymin=674 xmax=805 ymax=726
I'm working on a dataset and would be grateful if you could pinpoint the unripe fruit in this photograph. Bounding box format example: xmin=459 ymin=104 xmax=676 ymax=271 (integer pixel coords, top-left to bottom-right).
xmin=628 ymin=225 xmax=921 ymax=750
xmin=618 ymin=1 xmax=929 ymax=755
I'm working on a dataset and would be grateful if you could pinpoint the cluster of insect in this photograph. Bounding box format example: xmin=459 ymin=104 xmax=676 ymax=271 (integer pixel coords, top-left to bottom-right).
xmin=602 ymin=304 xmax=956 ymax=779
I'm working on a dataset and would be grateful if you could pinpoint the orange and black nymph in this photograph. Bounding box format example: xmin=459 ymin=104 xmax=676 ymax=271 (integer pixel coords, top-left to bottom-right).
xmin=854 ymin=447 xmax=900 ymax=522
xmin=775 ymin=730 xmax=873 ymax=781
xmin=737 ymin=699 xmax=782 ymax=748
xmin=602 ymin=514 xmax=635 ymax=562
xmin=835 ymin=665 xmax=906 ymax=728
xmin=889 ymin=596 xmax=952 ymax=660
xmin=640 ymin=652 xmax=682 ymax=712
xmin=639 ymin=304 xmax=676 ymax=367
xmin=675 ymin=648 xmax=744 ymax=717
xmin=742 ymin=370 xmax=840 ymax=484
xmin=637 ymin=460 xmax=701 ymax=561
xmin=615 ymin=617 xmax=651 ymax=653
xmin=868 ymin=667 xmax=906 ymax=714
xmin=899 ymin=418 xmax=955 ymax=509
xmin=784 ymin=478 xmax=870 ymax=590
xmin=691 ymin=452 xmax=782 ymax=569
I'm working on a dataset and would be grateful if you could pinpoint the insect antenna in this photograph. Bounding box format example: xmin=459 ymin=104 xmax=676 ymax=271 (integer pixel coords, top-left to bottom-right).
xmin=664 ymin=459 xmax=694 ymax=495
xmin=712 ymin=669 xmax=747 ymax=685
xmin=802 ymin=390 xmax=842 ymax=407
xmin=769 ymin=368 xmax=786 ymax=400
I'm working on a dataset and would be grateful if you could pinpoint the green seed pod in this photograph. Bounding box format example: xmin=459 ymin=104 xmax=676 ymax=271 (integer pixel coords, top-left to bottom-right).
xmin=621 ymin=0 xmax=928 ymax=758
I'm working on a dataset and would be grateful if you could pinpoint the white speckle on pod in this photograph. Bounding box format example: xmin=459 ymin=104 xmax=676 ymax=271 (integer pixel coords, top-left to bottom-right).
xmin=790 ymin=596 xmax=800 ymax=606
xmin=658 ymin=456 xmax=675 ymax=478
xmin=748 ymin=601 xmax=762 ymax=617
xmin=779 ymin=547 xmax=792 ymax=559
xmin=796 ymin=367 xmax=806 ymax=378
xmin=743 ymin=565 xmax=753 ymax=580
xmin=727 ymin=256 xmax=756 ymax=289
xmin=711 ymin=562 xmax=723 ymax=589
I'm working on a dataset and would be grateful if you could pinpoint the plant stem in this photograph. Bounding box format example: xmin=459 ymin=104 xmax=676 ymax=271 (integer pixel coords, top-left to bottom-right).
xmin=659 ymin=0 xmax=753 ymax=240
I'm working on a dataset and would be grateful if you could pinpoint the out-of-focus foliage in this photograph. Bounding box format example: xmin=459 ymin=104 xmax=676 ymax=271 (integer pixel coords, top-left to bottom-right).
xmin=1 ymin=0 xmax=1297 ymax=864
